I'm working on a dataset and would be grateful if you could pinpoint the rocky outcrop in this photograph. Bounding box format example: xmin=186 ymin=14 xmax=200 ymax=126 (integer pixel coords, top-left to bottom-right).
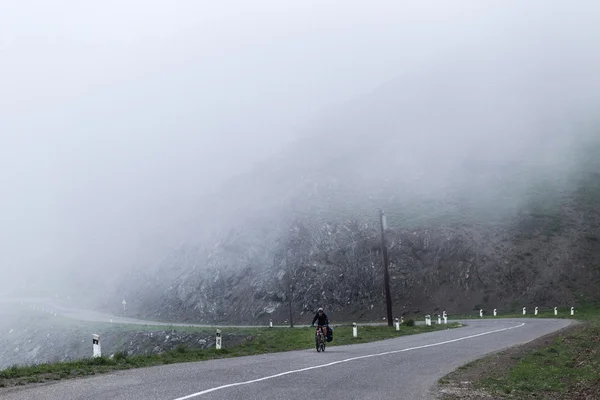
xmin=120 ymin=166 xmax=600 ymax=324
xmin=0 ymin=309 xmax=245 ymax=369
xmin=116 ymin=66 xmax=600 ymax=324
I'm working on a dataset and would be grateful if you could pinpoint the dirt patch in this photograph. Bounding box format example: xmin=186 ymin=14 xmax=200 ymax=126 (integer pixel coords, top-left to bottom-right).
xmin=437 ymin=322 xmax=600 ymax=399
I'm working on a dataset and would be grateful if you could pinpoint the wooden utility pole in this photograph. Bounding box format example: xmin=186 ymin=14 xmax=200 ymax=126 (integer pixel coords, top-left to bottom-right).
xmin=286 ymin=249 xmax=294 ymax=328
xmin=379 ymin=209 xmax=393 ymax=326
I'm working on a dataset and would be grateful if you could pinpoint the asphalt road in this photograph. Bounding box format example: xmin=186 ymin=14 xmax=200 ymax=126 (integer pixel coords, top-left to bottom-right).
xmin=2 ymin=297 xmax=394 ymax=329
xmin=1 ymin=318 xmax=572 ymax=400
xmin=1 ymin=297 xmax=278 ymax=328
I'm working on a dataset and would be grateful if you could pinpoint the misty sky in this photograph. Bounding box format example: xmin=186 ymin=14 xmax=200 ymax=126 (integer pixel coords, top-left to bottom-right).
xmin=1 ymin=1 xmax=600 ymax=292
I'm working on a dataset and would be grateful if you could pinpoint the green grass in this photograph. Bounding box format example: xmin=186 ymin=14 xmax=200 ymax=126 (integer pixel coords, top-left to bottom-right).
xmin=477 ymin=321 xmax=600 ymax=396
xmin=0 ymin=322 xmax=461 ymax=387
xmin=442 ymin=307 xmax=600 ymax=398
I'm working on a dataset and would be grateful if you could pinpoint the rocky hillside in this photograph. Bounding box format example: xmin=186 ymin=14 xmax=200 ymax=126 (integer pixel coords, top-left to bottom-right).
xmin=116 ymin=56 xmax=600 ymax=324
xmin=117 ymin=142 xmax=600 ymax=324
xmin=0 ymin=307 xmax=244 ymax=370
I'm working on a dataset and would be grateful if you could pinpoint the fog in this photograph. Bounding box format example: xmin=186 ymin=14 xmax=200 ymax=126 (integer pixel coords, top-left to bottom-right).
xmin=1 ymin=1 xmax=600 ymax=299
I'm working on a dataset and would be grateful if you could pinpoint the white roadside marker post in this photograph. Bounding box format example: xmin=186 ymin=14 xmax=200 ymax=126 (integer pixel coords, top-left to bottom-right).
xmin=395 ymin=318 xmax=400 ymax=331
xmin=535 ymin=307 xmax=538 ymax=316
xmin=554 ymin=307 xmax=558 ymax=316
xmin=425 ymin=315 xmax=431 ymax=326
xmin=443 ymin=310 xmax=447 ymax=324
xmin=352 ymin=322 xmax=357 ymax=338
xmin=92 ymin=334 xmax=101 ymax=358
xmin=216 ymin=329 xmax=222 ymax=350
xmin=479 ymin=309 xmax=483 ymax=318
xmin=571 ymin=307 xmax=574 ymax=316
xmin=523 ymin=307 xmax=527 ymax=315
xmin=269 ymin=319 xmax=273 ymax=328
xmin=493 ymin=309 xmax=497 ymax=317
xmin=437 ymin=314 xmax=441 ymax=325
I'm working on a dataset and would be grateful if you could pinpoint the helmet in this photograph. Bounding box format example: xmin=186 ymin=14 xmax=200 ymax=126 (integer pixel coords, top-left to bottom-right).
xmin=318 ymin=307 xmax=324 ymax=312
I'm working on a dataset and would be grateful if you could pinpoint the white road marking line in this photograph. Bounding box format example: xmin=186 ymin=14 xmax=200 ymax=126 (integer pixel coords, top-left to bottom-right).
xmin=173 ymin=322 xmax=525 ymax=399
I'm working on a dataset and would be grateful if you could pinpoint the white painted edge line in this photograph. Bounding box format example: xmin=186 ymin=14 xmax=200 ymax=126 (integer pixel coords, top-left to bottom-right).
xmin=173 ymin=322 xmax=526 ymax=400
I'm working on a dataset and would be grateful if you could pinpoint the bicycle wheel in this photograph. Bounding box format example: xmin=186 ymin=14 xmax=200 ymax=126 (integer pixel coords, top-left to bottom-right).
xmin=315 ymin=335 xmax=321 ymax=352
xmin=319 ymin=334 xmax=325 ymax=352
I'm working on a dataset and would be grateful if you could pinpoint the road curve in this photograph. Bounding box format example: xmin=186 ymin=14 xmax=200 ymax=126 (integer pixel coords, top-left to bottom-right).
xmin=1 ymin=318 xmax=572 ymax=400
xmin=2 ymin=297 xmax=319 ymax=328
xmin=3 ymin=297 xmax=396 ymax=329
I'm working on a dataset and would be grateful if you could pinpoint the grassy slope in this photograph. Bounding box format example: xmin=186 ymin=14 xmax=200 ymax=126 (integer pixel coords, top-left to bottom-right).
xmin=480 ymin=322 xmax=599 ymax=396
xmin=0 ymin=322 xmax=461 ymax=388
xmin=439 ymin=308 xmax=600 ymax=399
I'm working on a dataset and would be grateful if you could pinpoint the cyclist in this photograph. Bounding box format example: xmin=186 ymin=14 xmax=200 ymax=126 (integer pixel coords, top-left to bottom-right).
xmin=311 ymin=307 xmax=329 ymax=338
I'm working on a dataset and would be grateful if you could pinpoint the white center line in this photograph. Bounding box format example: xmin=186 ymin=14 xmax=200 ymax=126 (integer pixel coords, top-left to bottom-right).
xmin=173 ymin=322 xmax=525 ymax=400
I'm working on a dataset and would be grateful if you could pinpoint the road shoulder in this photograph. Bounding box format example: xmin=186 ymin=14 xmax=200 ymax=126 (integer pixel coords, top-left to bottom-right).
xmin=436 ymin=320 xmax=600 ymax=399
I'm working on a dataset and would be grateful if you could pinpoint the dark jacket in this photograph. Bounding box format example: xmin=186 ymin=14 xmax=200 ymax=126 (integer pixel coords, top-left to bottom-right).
xmin=312 ymin=312 xmax=329 ymax=326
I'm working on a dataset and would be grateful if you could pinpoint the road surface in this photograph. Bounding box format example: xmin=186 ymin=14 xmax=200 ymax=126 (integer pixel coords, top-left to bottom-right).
xmin=1 ymin=297 xmax=394 ymax=329
xmin=1 ymin=318 xmax=572 ymax=400
xmin=0 ymin=297 xmax=287 ymax=328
